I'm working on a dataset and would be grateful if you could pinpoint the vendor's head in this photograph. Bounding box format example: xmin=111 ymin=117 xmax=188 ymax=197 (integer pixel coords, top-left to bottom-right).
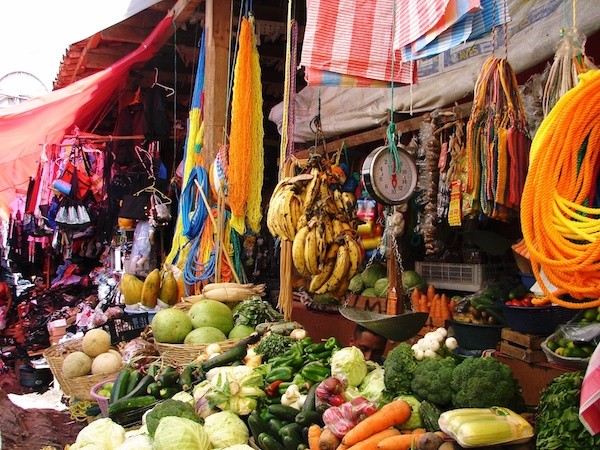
xmin=350 ymin=324 xmax=387 ymax=362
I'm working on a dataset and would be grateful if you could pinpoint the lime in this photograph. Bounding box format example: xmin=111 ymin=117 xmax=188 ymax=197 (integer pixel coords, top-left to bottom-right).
xmin=558 ymin=337 xmax=570 ymax=348
xmin=583 ymin=308 xmax=598 ymax=321
xmin=566 ymin=340 xmax=576 ymax=349
xmin=568 ymin=347 xmax=587 ymax=358
xmin=555 ymin=347 xmax=565 ymax=356
xmin=546 ymin=340 xmax=559 ymax=351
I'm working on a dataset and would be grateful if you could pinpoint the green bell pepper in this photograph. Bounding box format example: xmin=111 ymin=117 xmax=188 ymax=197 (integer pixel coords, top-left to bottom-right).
xmin=300 ymin=361 xmax=330 ymax=383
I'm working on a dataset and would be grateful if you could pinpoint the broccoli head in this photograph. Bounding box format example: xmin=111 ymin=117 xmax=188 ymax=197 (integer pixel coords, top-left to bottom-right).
xmin=450 ymin=357 xmax=521 ymax=409
xmin=383 ymin=342 xmax=418 ymax=395
xmin=146 ymin=399 xmax=201 ymax=437
xmin=254 ymin=332 xmax=293 ymax=361
xmin=411 ymin=357 xmax=456 ymax=407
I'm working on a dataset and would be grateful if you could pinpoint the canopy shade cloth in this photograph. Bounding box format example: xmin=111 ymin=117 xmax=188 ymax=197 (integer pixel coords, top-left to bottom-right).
xmin=0 ymin=14 xmax=174 ymax=217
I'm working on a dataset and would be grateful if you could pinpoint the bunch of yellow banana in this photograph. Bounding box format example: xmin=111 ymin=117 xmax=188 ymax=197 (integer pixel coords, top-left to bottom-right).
xmin=266 ymin=178 xmax=304 ymax=241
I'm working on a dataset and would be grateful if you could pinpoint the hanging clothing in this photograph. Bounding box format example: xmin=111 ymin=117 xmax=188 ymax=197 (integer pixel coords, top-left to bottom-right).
xmin=143 ymin=86 xmax=169 ymax=142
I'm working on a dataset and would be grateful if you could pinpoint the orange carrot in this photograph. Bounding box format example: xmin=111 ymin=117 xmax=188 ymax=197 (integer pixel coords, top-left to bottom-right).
xmin=336 ymin=444 xmax=349 ymax=450
xmin=433 ymin=293 xmax=442 ymax=318
xmin=308 ymin=424 xmax=322 ymax=450
xmin=427 ymin=284 xmax=436 ymax=302
xmin=376 ymin=433 xmax=420 ymax=450
xmin=400 ymin=428 xmax=426 ymax=435
xmin=342 ymin=400 xmax=412 ymax=447
xmin=420 ymin=294 xmax=429 ymax=313
xmin=448 ymin=297 xmax=457 ymax=316
xmin=347 ymin=428 xmax=400 ymax=450
xmin=439 ymin=293 xmax=450 ymax=320
xmin=411 ymin=288 xmax=421 ymax=311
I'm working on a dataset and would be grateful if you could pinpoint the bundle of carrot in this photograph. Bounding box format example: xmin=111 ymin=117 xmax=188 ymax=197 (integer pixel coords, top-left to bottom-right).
xmin=410 ymin=284 xmax=456 ymax=320
xmin=309 ymin=399 xmax=423 ymax=450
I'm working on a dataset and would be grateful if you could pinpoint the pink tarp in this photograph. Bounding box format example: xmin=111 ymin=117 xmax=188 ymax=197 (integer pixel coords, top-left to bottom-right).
xmin=0 ymin=14 xmax=174 ymax=217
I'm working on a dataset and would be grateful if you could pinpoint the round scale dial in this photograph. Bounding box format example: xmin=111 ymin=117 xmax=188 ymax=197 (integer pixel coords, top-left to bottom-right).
xmin=361 ymin=145 xmax=417 ymax=204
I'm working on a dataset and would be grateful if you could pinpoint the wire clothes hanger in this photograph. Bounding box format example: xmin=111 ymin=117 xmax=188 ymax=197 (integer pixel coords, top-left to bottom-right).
xmin=152 ymin=67 xmax=175 ymax=97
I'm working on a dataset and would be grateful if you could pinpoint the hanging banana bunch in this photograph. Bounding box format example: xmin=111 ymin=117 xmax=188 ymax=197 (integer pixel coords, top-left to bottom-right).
xmin=266 ymin=155 xmax=363 ymax=302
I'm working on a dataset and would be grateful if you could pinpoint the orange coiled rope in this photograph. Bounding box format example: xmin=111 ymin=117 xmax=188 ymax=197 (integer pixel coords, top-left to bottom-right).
xmin=521 ymin=69 xmax=600 ymax=309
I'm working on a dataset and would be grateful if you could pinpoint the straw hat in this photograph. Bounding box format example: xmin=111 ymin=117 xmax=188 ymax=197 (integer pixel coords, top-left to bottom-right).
xmin=339 ymin=307 xmax=429 ymax=342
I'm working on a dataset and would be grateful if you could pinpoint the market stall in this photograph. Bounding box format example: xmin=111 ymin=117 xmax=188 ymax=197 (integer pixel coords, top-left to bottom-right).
xmin=1 ymin=0 xmax=600 ymax=449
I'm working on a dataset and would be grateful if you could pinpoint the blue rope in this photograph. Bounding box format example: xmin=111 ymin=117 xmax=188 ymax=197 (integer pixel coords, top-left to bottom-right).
xmin=181 ymin=166 xmax=209 ymax=239
xmin=183 ymin=234 xmax=216 ymax=295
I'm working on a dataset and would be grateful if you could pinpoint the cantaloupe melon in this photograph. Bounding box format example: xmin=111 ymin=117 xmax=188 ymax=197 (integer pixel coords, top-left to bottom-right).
xmin=63 ymin=351 xmax=92 ymax=378
xmin=82 ymin=329 xmax=111 ymax=357
xmin=91 ymin=352 xmax=122 ymax=375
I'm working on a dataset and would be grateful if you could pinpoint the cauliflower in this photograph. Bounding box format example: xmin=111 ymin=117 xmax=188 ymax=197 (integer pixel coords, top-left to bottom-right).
xmin=410 ymin=357 xmax=457 ymax=407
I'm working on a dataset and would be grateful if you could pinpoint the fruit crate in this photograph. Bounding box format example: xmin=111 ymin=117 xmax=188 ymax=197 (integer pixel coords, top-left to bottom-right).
xmin=102 ymin=311 xmax=150 ymax=344
xmin=415 ymin=262 xmax=512 ymax=292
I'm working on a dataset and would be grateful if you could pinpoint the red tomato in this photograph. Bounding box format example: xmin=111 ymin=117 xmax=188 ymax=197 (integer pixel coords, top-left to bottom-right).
xmin=521 ymin=297 xmax=533 ymax=307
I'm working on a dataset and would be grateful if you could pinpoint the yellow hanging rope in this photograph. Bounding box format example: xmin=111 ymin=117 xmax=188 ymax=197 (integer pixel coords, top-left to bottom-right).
xmin=246 ymin=16 xmax=265 ymax=233
xmin=521 ymin=69 xmax=600 ymax=309
xmin=228 ymin=16 xmax=264 ymax=234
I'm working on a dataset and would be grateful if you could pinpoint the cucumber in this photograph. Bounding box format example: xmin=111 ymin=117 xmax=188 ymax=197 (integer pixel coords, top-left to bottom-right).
xmin=301 ymin=383 xmax=318 ymax=413
xmin=108 ymin=395 xmax=156 ymax=415
xmin=282 ymin=435 xmax=302 ymax=450
xmin=159 ymin=386 xmax=181 ymax=399
xmin=85 ymin=404 xmax=101 ymax=417
xmin=201 ymin=342 xmax=248 ymax=372
xmin=156 ymin=366 xmax=179 ymax=387
xmin=268 ymin=418 xmax=287 ymax=437
xmin=268 ymin=404 xmax=300 ymax=422
xmin=109 ymin=368 xmax=131 ymax=404
xmin=248 ymin=411 xmax=270 ymax=442
xmin=125 ymin=370 xmax=142 ymax=395
xmin=147 ymin=382 xmax=161 ymax=398
xmin=295 ymin=410 xmax=321 ymax=427
xmin=178 ymin=364 xmax=195 ymax=390
xmin=120 ymin=374 xmax=155 ymax=400
xmin=146 ymin=363 xmax=160 ymax=377
xmin=258 ymin=432 xmax=286 ymax=450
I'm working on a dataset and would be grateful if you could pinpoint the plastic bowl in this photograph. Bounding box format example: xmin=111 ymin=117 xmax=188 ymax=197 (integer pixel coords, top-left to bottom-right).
xmin=447 ymin=319 xmax=504 ymax=350
xmin=500 ymin=303 xmax=578 ymax=335
xmin=89 ymin=378 xmax=115 ymax=417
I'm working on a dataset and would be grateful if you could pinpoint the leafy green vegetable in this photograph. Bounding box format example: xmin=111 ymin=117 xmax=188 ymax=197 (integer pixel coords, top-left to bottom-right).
xmin=383 ymin=342 xmax=418 ymax=395
xmin=232 ymin=296 xmax=283 ymax=328
xmin=373 ymin=277 xmax=389 ymax=298
xmin=395 ymin=395 xmax=423 ymax=430
xmin=254 ymin=332 xmax=293 ymax=361
xmin=331 ymin=346 xmax=368 ymax=387
xmin=146 ymin=399 xmax=201 ymax=438
xmin=348 ymin=274 xmax=364 ymax=294
xmin=345 ymin=364 xmax=392 ymax=407
xmin=411 ymin=357 xmax=456 ymax=407
xmin=153 ymin=416 xmax=210 ymax=450
xmin=206 ymin=366 xmax=266 ymax=415
xmin=203 ymin=410 xmax=249 ymax=448
xmin=450 ymin=357 xmax=522 ymax=410
xmin=360 ymin=262 xmax=387 ymax=288
xmin=536 ymin=370 xmax=600 ymax=450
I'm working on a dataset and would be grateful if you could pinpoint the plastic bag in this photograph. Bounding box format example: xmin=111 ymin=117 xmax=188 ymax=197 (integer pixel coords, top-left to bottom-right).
xmin=321 ymin=397 xmax=377 ymax=438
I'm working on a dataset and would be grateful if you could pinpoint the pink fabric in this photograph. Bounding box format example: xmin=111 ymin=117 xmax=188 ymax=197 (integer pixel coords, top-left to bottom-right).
xmin=0 ymin=14 xmax=174 ymax=216
xmin=392 ymin=0 xmax=452 ymax=49
xmin=301 ymin=0 xmax=416 ymax=84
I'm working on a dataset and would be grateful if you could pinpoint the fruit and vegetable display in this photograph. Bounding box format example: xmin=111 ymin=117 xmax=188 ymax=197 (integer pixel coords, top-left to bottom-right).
xmin=266 ymin=157 xmax=364 ymax=303
xmin=65 ymin=308 xmax=600 ymax=450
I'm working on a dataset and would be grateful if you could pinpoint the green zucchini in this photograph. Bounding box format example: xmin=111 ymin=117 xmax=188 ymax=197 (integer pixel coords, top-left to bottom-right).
xmin=109 ymin=368 xmax=131 ymax=404
xmin=146 ymin=363 xmax=160 ymax=377
xmin=119 ymin=374 xmax=155 ymax=400
xmin=248 ymin=411 xmax=270 ymax=442
xmin=178 ymin=364 xmax=195 ymax=390
xmin=295 ymin=410 xmax=321 ymax=427
xmin=85 ymin=404 xmax=101 ymax=417
xmin=258 ymin=432 xmax=286 ymax=450
xmin=302 ymin=383 xmax=318 ymax=413
xmin=268 ymin=418 xmax=287 ymax=437
xmin=108 ymin=395 xmax=156 ymax=415
xmin=201 ymin=342 xmax=248 ymax=372
xmin=147 ymin=382 xmax=161 ymax=398
xmin=156 ymin=366 xmax=179 ymax=387
xmin=125 ymin=370 xmax=142 ymax=395
xmin=283 ymin=435 xmax=302 ymax=450
xmin=159 ymin=386 xmax=181 ymax=399
xmin=268 ymin=404 xmax=301 ymax=422
xmin=279 ymin=422 xmax=303 ymax=444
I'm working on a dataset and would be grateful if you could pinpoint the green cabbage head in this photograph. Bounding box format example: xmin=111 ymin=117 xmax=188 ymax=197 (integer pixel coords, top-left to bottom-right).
xmin=204 ymin=410 xmax=249 ymax=449
xmin=153 ymin=416 xmax=211 ymax=450
xmin=331 ymin=346 xmax=368 ymax=387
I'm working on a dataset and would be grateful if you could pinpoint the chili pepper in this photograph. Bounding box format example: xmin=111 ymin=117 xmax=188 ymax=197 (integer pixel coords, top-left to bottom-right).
xmin=265 ymin=380 xmax=284 ymax=397
xmin=300 ymin=361 xmax=331 ymax=383
xmin=306 ymin=350 xmax=332 ymax=362
xmin=324 ymin=337 xmax=341 ymax=350
xmin=304 ymin=342 xmax=327 ymax=354
xmin=266 ymin=366 xmax=295 ymax=383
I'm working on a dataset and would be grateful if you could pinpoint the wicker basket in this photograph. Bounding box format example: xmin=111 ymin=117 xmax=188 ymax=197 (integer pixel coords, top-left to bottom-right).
xmin=155 ymin=338 xmax=239 ymax=367
xmin=43 ymin=337 xmax=124 ymax=401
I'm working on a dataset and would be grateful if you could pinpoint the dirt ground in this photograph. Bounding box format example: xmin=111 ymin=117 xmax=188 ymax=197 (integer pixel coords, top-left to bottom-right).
xmin=0 ymin=370 xmax=85 ymax=450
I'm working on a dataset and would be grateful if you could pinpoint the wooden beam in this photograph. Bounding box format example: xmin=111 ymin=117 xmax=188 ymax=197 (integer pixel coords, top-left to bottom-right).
xmin=294 ymin=101 xmax=474 ymax=159
xmin=203 ymin=0 xmax=231 ymax=166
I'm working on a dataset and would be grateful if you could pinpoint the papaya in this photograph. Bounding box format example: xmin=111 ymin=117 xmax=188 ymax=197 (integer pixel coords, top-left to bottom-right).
xmin=159 ymin=270 xmax=178 ymax=305
xmin=140 ymin=269 xmax=160 ymax=308
xmin=119 ymin=273 xmax=144 ymax=305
